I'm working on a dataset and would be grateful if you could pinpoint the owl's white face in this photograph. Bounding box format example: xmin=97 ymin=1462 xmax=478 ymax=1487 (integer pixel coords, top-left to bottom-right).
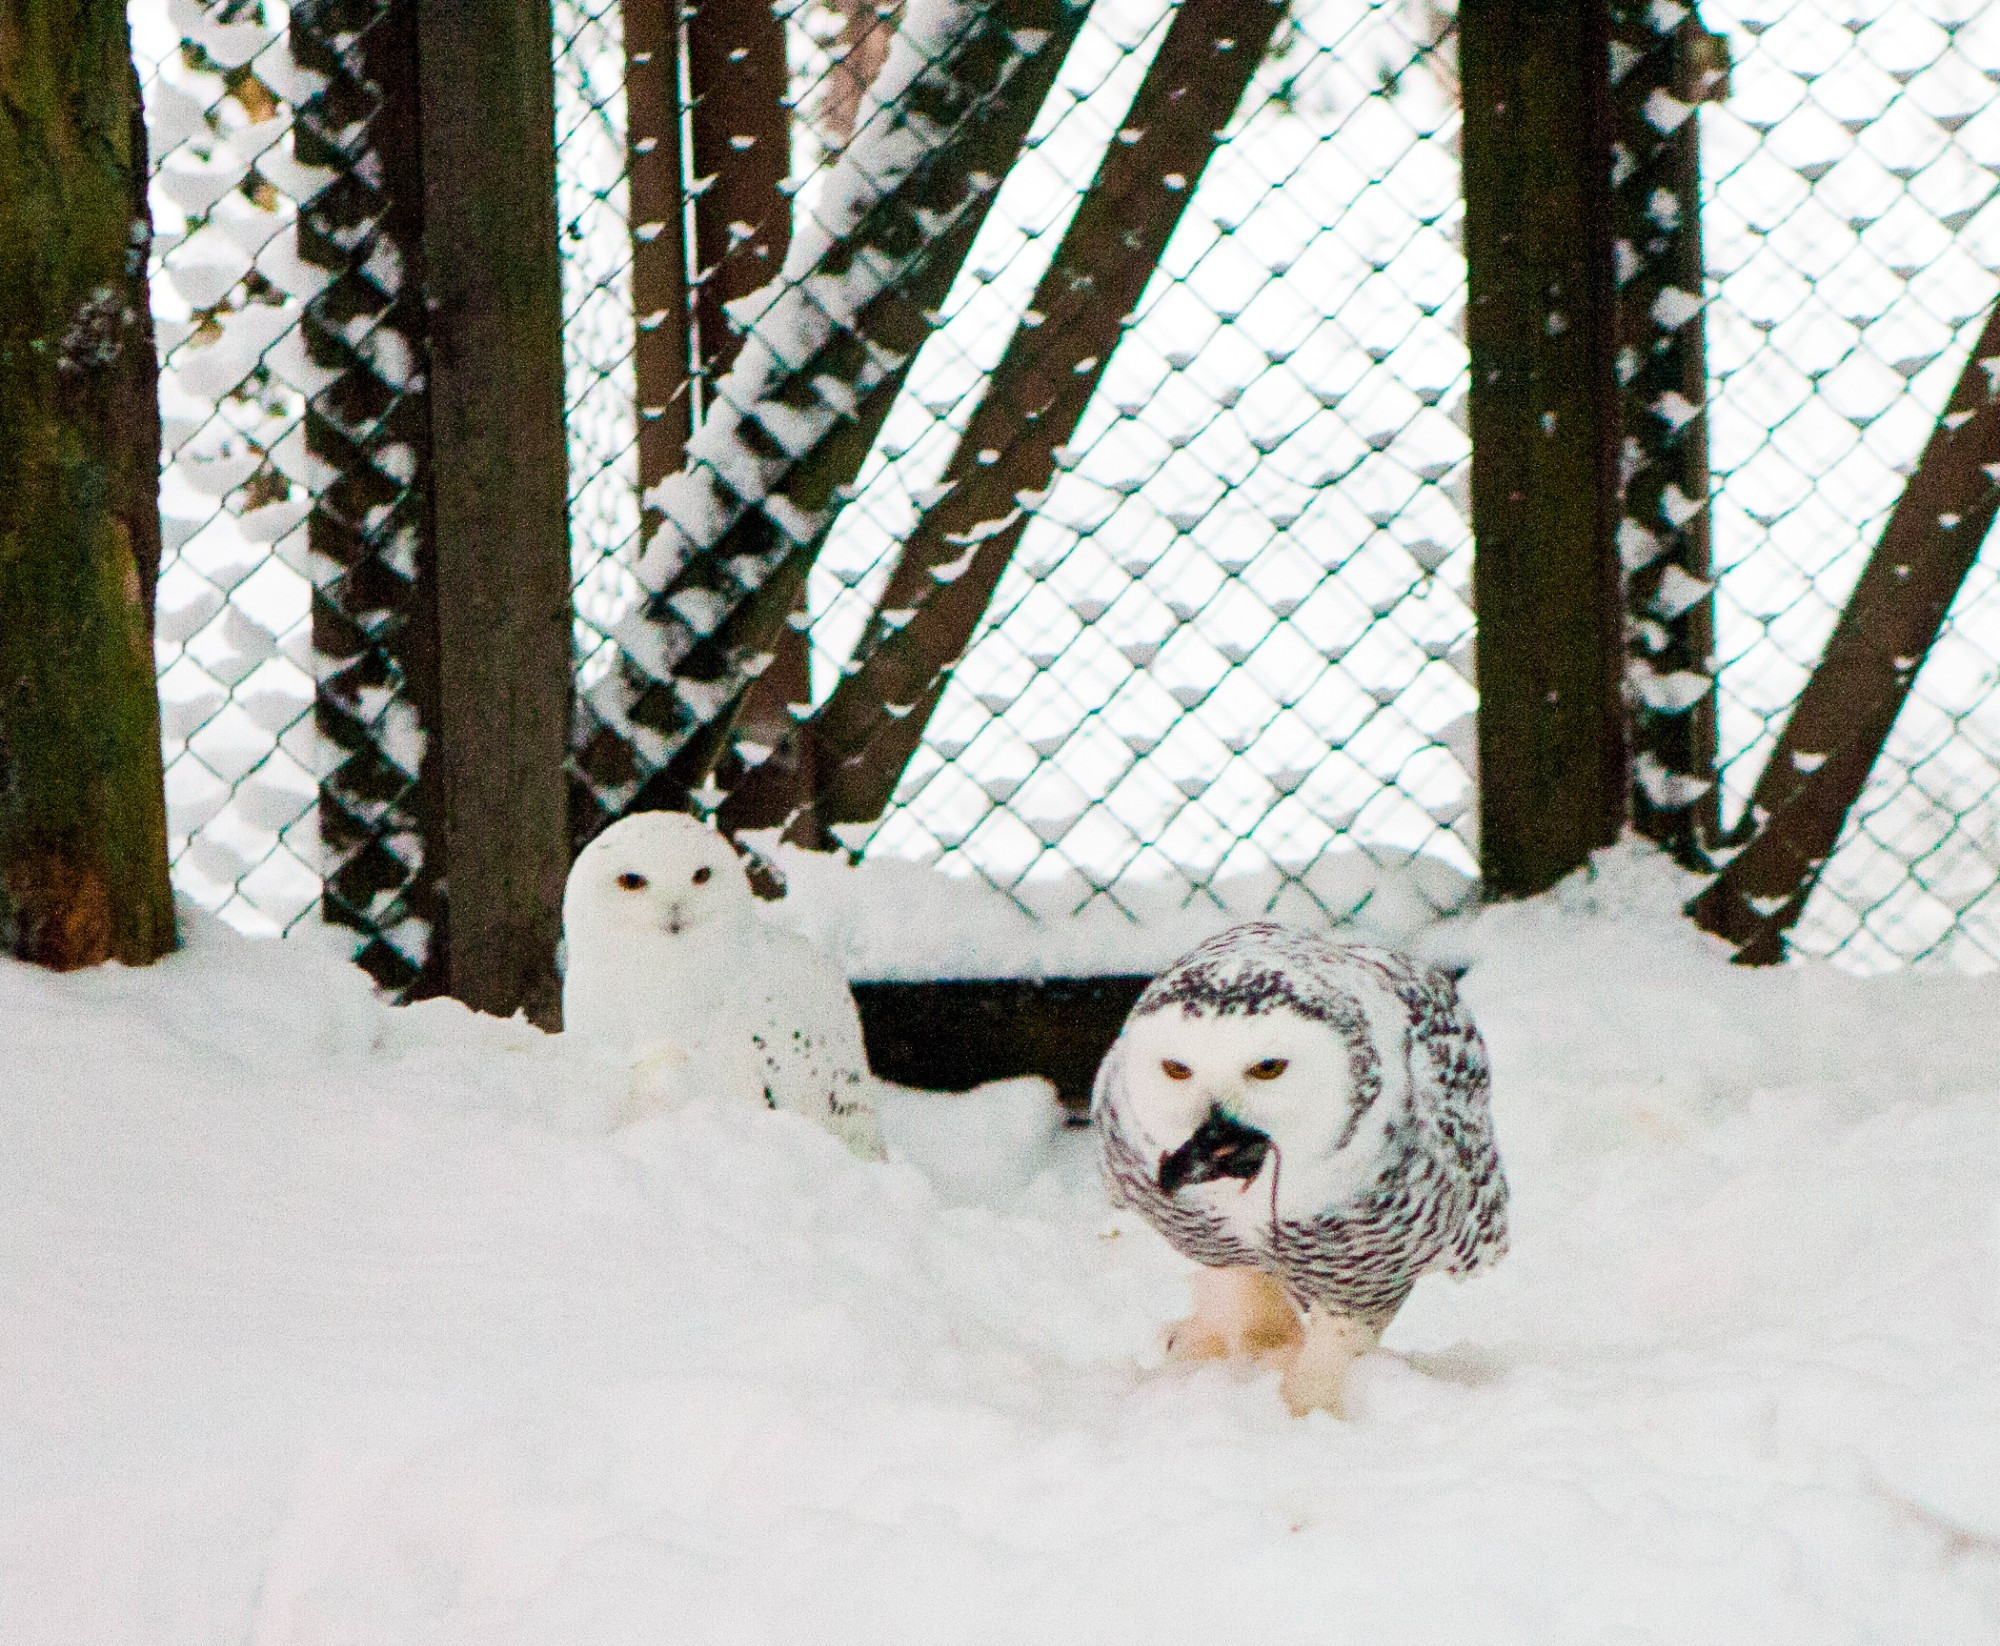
xmin=564 ymin=812 xmax=755 ymax=945
xmin=1117 ymin=1006 xmax=1364 ymax=1198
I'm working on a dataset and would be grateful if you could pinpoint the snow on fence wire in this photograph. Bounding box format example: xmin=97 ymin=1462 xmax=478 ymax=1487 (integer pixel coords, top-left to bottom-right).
xmin=134 ymin=0 xmax=2000 ymax=985
xmin=136 ymin=0 xmax=328 ymax=942
xmin=135 ymin=0 xmax=439 ymax=989
xmin=1692 ymin=0 xmax=2000 ymax=970
xmin=564 ymin=0 xmax=1482 ymax=930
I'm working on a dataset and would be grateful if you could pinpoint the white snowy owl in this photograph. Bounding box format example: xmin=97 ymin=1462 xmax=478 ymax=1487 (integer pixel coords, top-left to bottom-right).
xmin=1094 ymin=922 xmax=1508 ymax=1415
xmin=562 ymin=811 xmax=886 ymax=1160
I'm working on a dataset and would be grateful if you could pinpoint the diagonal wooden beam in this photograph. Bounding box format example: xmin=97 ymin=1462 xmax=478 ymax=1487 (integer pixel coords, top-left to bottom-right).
xmin=1688 ymin=299 xmax=2000 ymax=962
xmin=717 ymin=0 xmax=1286 ymax=839
xmin=608 ymin=0 xmax=1090 ymax=819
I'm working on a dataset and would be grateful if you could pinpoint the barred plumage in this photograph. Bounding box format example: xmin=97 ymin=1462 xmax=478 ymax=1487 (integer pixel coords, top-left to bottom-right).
xmin=1094 ymin=923 xmax=1507 ymax=1408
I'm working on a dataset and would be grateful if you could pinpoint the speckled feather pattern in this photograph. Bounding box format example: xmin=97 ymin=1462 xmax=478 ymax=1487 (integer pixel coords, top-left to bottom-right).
xmin=1095 ymin=922 xmax=1508 ymax=1326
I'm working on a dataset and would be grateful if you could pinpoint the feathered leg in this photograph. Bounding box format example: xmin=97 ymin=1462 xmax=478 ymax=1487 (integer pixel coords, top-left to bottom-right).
xmin=1164 ymin=1266 xmax=1304 ymax=1363
xmin=1278 ymin=1307 xmax=1380 ymax=1416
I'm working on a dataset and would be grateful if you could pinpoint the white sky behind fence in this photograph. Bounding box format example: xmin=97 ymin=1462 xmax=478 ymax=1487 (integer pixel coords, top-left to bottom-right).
xmin=135 ymin=0 xmax=2000 ymax=970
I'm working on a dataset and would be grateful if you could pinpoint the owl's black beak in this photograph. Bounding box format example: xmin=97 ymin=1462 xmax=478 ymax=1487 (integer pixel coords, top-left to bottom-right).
xmin=1158 ymin=1108 xmax=1271 ymax=1195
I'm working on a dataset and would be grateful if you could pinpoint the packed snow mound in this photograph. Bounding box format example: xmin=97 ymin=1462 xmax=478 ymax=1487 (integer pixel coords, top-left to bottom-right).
xmin=752 ymin=831 xmax=1473 ymax=979
xmin=5 ymin=846 xmax=2000 ymax=1645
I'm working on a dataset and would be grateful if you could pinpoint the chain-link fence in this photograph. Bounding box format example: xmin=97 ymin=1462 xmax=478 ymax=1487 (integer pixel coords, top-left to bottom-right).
xmin=137 ymin=0 xmax=325 ymax=940
xmin=137 ymin=0 xmax=2000 ymax=979
xmin=1699 ymin=0 xmax=2000 ymax=969
xmin=563 ymin=0 xmax=1478 ymax=933
xmin=136 ymin=0 xmax=441 ymax=995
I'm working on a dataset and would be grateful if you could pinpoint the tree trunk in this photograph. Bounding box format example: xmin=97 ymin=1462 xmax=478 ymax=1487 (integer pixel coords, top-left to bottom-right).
xmin=0 ymin=1 xmax=176 ymax=969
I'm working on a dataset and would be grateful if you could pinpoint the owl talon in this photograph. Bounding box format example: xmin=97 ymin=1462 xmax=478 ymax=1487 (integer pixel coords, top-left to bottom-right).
xmin=1164 ymin=1266 xmax=1303 ymax=1365
xmin=1163 ymin=1318 xmax=1231 ymax=1361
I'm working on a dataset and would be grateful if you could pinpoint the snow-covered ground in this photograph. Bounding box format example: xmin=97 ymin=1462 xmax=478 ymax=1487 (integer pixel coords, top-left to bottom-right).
xmin=5 ymin=845 xmax=2000 ymax=1643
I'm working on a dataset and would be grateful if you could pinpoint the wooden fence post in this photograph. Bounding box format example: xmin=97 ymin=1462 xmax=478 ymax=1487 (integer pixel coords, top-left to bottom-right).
xmin=415 ymin=0 xmax=575 ymax=1026
xmin=684 ymin=0 xmax=810 ymax=824
xmin=1459 ymin=0 xmax=1628 ymax=899
xmin=625 ymin=0 xmax=696 ymax=533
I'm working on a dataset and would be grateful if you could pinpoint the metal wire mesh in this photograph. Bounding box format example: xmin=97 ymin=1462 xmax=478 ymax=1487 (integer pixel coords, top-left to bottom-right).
xmin=137 ymin=0 xmax=443 ymax=991
xmin=137 ymin=0 xmax=327 ymax=939
xmin=553 ymin=0 xmax=646 ymax=707
xmin=1701 ymin=0 xmax=2000 ymax=968
xmin=820 ymin=1 xmax=1475 ymax=916
xmin=137 ymin=0 xmax=2000 ymax=974
xmin=562 ymin=0 xmax=1481 ymax=928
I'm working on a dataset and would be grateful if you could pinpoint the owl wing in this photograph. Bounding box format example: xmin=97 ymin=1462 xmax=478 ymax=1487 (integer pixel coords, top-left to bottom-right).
xmin=749 ymin=929 xmax=886 ymax=1161
xmin=1355 ymin=950 xmax=1509 ymax=1276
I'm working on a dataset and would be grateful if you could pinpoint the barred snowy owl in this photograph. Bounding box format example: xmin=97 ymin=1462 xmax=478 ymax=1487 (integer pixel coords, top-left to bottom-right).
xmin=1095 ymin=922 xmax=1508 ymax=1415
xmin=563 ymin=812 xmax=886 ymax=1160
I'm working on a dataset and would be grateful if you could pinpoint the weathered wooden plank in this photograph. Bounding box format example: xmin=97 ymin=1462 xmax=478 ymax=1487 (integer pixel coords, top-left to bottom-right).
xmin=415 ymin=0 xmax=575 ymax=1025
xmin=1688 ymin=300 xmax=2000 ymax=962
xmin=1460 ymin=0 xmax=1628 ymax=899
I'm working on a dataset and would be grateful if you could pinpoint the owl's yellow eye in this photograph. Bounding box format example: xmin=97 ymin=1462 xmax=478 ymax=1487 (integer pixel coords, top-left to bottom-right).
xmin=1246 ymin=1058 xmax=1288 ymax=1081
xmin=616 ymin=871 xmax=648 ymax=890
xmin=1161 ymin=1059 xmax=1193 ymax=1081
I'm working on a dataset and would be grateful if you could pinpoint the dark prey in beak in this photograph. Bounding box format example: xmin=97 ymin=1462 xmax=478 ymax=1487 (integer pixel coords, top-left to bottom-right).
xmin=1158 ymin=1107 xmax=1272 ymax=1195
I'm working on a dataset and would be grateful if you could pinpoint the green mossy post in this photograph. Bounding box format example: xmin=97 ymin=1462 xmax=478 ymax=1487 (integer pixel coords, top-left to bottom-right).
xmin=415 ymin=0 xmax=574 ymax=1026
xmin=0 ymin=3 xmax=176 ymax=969
xmin=1460 ymin=0 xmax=1628 ymax=900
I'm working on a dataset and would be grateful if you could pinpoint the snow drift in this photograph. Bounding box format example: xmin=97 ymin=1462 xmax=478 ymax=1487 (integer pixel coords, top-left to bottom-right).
xmin=3 ymin=846 xmax=1999 ymax=1644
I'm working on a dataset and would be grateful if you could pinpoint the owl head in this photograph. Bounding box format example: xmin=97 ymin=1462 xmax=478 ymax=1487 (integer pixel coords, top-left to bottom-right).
xmin=1117 ymin=1002 xmax=1366 ymax=1191
xmin=563 ymin=811 xmax=755 ymax=945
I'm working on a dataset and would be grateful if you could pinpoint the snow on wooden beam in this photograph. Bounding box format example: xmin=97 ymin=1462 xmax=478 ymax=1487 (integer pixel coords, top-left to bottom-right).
xmin=602 ymin=0 xmax=1091 ymax=821
xmin=720 ymin=0 xmax=1288 ymax=840
xmin=1688 ymin=299 xmax=2000 ymax=964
